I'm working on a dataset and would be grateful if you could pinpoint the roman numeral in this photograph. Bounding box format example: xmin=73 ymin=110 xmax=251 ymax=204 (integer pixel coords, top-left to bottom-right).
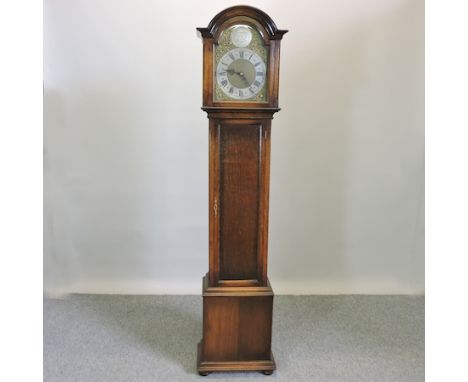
xmin=249 ymin=87 xmax=255 ymax=94
xmin=239 ymin=90 xmax=243 ymax=97
xmin=239 ymin=50 xmax=244 ymax=58
xmin=229 ymin=87 xmax=234 ymax=94
xmin=256 ymin=71 xmax=264 ymax=76
xmin=229 ymin=53 xmax=235 ymax=60
xmin=254 ymin=62 xmax=261 ymax=67
xmin=254 ymin=80 xmax=261 ymax=87
xmin=221 ymin=80 xmax=228 ymax=87
xmin=219 ymin=71 xmax=226 ymax=76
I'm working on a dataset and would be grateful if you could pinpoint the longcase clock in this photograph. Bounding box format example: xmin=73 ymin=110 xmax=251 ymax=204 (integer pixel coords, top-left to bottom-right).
xmin=196 ymin=6 xmax=287 ymax=376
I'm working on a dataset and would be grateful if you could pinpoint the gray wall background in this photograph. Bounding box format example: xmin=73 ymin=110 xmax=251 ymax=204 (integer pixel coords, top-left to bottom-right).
xmin=44 ymin=0 xmax=424 ymax=295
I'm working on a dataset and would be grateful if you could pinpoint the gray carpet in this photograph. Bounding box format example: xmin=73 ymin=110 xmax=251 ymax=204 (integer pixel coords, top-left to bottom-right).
xmin=44 ymin=295 xmax=424 ymax=381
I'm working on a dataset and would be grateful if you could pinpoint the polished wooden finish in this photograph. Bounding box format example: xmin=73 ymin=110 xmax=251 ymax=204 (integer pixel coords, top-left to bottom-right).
xmin=197 ymin=275 xmax=275 ymax=375
xmin=208 ymin=113 xmax=274 ymax=286
xmin=219 ymin=123 xmax=260 ymax=280
xmin=197 ymin=6 xmax=287 ymax=375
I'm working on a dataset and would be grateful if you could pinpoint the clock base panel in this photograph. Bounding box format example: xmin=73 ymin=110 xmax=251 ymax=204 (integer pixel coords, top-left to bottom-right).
xmin=197 ymin=275 xmax=275 ymax=374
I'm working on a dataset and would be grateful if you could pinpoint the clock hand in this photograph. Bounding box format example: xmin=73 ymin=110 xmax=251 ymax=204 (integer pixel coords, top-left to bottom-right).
xmin=233 ymin=71 xmax=250 ymax=86
xmin=239 ymin=73 xmax=250 ymax=86
xmin=226 ymin=69 xmax=250 ymax=86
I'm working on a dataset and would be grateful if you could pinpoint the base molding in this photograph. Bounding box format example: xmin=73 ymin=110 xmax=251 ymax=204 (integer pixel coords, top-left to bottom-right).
xmin=197 ymin=342 xmax=275 ymax=374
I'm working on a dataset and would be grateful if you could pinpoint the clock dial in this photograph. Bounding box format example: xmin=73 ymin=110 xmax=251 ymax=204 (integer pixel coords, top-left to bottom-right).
xmin=214 ymin=23 xmax=268 ymax=102
xmin=216 ymin=48 xmax=266 ymax=100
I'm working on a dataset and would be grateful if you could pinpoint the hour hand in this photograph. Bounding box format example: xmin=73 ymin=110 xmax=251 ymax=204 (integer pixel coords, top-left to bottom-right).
xmin=225 ymin=68 xmax=250 ymax=87
xmin=227 ymin=69 xmax=249 ymax=85
xmin=239 ymin=74 xmax=249 ymax=86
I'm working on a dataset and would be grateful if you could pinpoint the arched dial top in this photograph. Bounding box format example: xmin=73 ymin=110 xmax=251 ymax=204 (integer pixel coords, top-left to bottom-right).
xmin=197 ymin=5 xmax=287 ymax=108
xmin=197 ymin=5 xmax=288 ymax=42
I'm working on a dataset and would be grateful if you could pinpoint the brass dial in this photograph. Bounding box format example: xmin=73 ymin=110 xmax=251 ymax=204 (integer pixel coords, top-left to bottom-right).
xmin=216 ymin=48 xmax=266 ymax=100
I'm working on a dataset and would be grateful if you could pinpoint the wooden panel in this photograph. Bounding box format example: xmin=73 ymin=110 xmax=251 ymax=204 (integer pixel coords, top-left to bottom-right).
xmin=257 ymin=121 xmax=271 ymax=286
xmin=238 ymin=297 xmax=272 ymax=360
xmin=219 ymin=124 xmax=261 ymax=280
xmin=208 ymin=121 xmax=220 ymax=284
xmin=202 ymin=295 xmax=273 ymax=362
xmin=203 ymin=297 xmax=239 ymax=361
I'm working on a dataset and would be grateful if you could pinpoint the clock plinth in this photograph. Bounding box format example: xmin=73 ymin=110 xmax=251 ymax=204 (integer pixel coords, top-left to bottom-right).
xmin=197 ymin=6 xmax=287 ymax=375
xmin=197 ymin=275 xmax=276 ymax=375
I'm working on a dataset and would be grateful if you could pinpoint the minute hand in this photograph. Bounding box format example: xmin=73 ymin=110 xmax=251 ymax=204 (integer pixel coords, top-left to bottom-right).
xmin=226 ymin=69 xmax=250 ymax=86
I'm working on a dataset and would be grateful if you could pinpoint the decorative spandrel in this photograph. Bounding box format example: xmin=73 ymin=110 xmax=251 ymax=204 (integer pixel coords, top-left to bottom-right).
xmin=214 ymin=21 xmax=269 ymax=102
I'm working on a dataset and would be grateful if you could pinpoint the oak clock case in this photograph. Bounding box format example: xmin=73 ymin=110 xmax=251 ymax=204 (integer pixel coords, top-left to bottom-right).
xmin=197 ymin=6 xmax=287 ymax=376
